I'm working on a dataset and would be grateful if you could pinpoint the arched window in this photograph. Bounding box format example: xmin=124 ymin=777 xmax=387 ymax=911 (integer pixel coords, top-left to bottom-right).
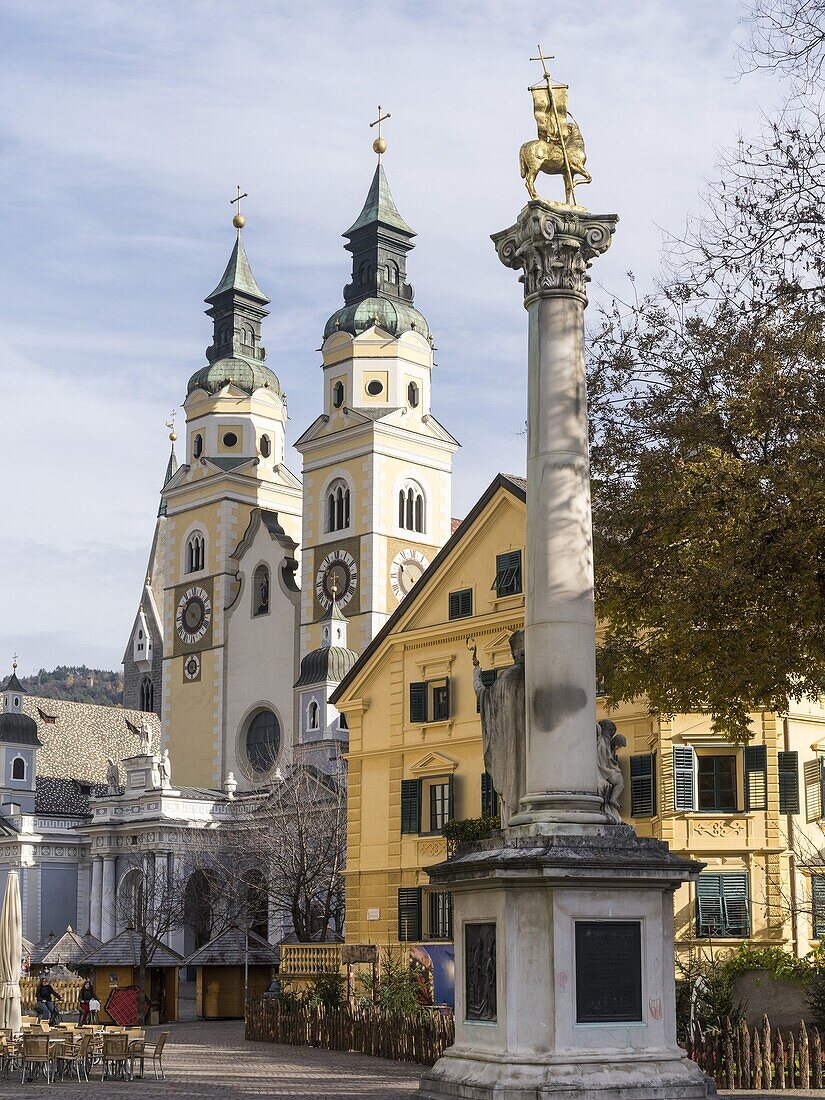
xmin=193 ymin=434 xmax=203 ymax=459
xmin=245 ymin=868 xmax=269 ymax=939
xmin=186 ymin=532 xmax=205 ymax=573
xmin=245 ymin=709 xmax=281 ymax=773
xmin=253 ymin=565 xmax=270 ymax=617
xmin=407 ymin=381 xmax=420 ymax=408
xmin=241 ymin=324 xmax=255 ymax=347
xmin=326 ymin=479 xmax=351 ymax=532
xmin=386 ymin=260 xmax=399 ymax=284
xmin=307 ymin=700 xmax=320 ymax=732
xmin=11 ymin=757 xmax=25 ymax=781
xmin=260 ymin=434 xmax=271 ymax=458
xmin=332 ymin=381 xmax=344 ymax=409
xmin=139 ymin=676 xmax=154 ymax=713
xmin=399 ymin=482 xmax=426 ymax=534
xmin=119 ymin=868 xmax=146 ymax=928
xmin=183 ymin=870 xmax=213 ymax=956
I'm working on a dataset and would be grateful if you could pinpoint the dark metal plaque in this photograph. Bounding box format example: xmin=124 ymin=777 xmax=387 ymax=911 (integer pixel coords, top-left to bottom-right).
xmin=465 ymin=922 xmax=497 ymax=1021
xmin=575 ymin=920 xmax=642 ymax=1023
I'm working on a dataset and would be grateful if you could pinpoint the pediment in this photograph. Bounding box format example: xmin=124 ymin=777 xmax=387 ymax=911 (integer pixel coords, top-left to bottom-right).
xmin=410 ymin=751 xmax=458 ymax=775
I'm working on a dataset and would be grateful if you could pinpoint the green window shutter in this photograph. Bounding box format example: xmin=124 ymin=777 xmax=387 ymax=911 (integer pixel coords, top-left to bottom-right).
xmin=400 ymin=779 xmax=422 ymax=834
xmin=721 ymin=873 xmax=750 ymax=937
xmin=696 ymin=875 xmax=724 ymax=938
xmin=804 ymin=758 xmax=823 ymax=820
xmin=630 ymin=753 xmax=656 ymax=817
xmin=778 ymin=751 xmax=800 ymax=814
xmin=481 ymin=772 xmax=499 ymax=818
xmin=410 ymin=682 xmax=427 ymax=723
xmin=673 ymin=746 xmax=695 ymax=811
xmin=812 ymin=876 xmax=825 ymax=939
xmin=398 ymin=887 xmax=422 ymax=942
xmin=492 ymin=550 xmax=523 ymax=596
xmin=744 ymin=745 xmax=768 ymax=811
xmin=448 ymin=773 xmax=455 ymax=822
xmin=449 ymin=589 xmax=473 ymax=620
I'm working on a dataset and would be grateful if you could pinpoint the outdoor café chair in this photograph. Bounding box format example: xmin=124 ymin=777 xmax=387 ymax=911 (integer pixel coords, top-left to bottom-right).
xmin=61 ymin=1031 xmax=92 ymax=1083
xmin=101 ymin=1032 xmax=131 ymax=1081
xmin=128 ymin=1036 xmax=146 ymax=1079
xmin=143 ymin=1030 xmax=169 ymax=1079
xmin=21 ymin=1033 xmax=56 ymax=1084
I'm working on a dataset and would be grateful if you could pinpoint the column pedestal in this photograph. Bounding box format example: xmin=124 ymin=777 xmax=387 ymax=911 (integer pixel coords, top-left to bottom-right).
xmin=419 ymin=834 xmax=716 ymax=1100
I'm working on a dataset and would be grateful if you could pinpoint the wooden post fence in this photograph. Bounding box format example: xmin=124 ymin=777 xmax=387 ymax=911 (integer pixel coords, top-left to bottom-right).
xmin=687 ymin=1016 xmax=825 ymax=1091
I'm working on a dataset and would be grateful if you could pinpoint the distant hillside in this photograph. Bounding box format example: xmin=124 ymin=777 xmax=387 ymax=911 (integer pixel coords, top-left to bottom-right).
xmin=18 ymin=666 xmax=123 ymax=708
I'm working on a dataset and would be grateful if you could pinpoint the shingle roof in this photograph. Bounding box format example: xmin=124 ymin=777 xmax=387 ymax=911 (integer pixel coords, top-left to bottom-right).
xmin=344 ymin=164 xmax=414 ymax=238
xmin=183 ymin=926 xmax=277 ymax=967
xmin=35 ymin=776 xmax=94 ymax=817
xmin=1 ymin=671 xmax=25 ymax=694
xmin=0 ymin=711 xmax=40 ymax=746
xmin=82 ymin=927 xmax=183 ymax=967
xmin=35 ymin=925 xmax=101 ymax=966
xmin=295 ymin=646 xmax=358 ymax=687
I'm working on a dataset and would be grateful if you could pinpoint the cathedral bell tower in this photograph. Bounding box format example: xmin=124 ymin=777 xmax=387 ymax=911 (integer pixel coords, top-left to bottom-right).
xmin=296 ymin=130 xmax=459 ymax=658
xmin=160 ymin=204 xmax=302 ymax=791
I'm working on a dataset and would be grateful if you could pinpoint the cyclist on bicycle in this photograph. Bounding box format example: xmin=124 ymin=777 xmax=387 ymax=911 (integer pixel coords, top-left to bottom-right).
xmin=35 ymin=974 xmax=62 ymax=1023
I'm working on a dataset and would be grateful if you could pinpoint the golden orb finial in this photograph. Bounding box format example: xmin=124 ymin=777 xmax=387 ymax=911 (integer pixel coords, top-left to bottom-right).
xmin=370 ymin=105 xmax=391 ymax=161
xmin=232 ymin=213 xmax=246 ymax=230
xmin=166 ymin=410 xmax=177 ymax=443
xmin=230 ymin=185 xmax=248 ymax=232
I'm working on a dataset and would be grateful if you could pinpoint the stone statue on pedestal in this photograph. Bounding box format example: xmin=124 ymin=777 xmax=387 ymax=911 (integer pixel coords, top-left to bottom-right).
xmin=158 ymin=749 xmax=171 ymax=789
xmin=596 ymin=718 xmax=627 ymax=823
xmin=105 ymin=758 xmax=120 ymax=795
xmin=471 ymin=631 xmax=526 ymax=823
xmin=138 ymin=719 xmax=152 ymax=756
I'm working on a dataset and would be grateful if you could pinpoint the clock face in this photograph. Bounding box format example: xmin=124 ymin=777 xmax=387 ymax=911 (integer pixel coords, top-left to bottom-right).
xmin=176 ymin=586 xmax=212 ymax=646
xmin=183 ymin=653 xmax=201 ymax=682
xmin=315 ymin=549 xmax=358 ymax=610
xmin=390 ymin=549 xmax=431 ymax=601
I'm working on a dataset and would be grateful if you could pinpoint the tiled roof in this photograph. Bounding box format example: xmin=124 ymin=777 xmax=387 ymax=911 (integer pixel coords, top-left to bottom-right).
xmin=82 ymin=927 xmax=183 ymax=967
xmin=35 ymin=776 xmax=94 ymax=817
xmin=20 ymin=697 xmax=159 ymax=787
xmin=183 ymin=926 xmax=277 ymax=967
xmin=34 ymin=925 xmax=101 ymax=966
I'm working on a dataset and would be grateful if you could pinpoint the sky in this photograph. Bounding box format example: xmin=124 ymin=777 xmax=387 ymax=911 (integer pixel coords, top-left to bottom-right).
xmin=0 ymin=0 xmax=784 ymax=674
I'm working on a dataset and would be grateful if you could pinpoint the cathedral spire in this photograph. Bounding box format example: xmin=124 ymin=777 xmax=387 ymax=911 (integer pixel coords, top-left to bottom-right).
xmin=324 ymin=163 xmax=429 ymax=341
xmin=203 ymin=201 xmax=270 ymax=367
xmin=158 ymin=420 xmax=179 ymax=517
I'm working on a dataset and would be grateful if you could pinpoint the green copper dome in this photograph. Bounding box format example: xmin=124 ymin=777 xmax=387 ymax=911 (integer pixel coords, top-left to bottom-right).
xmin=324 ymin=297 xmax=429 ymax=341
xmin=187 ymin=355 xmax=281 ymax=396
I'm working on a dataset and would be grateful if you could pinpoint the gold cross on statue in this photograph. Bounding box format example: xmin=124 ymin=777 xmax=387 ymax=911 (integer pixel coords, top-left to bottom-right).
xmin=370 ymin=105 xmax=391 ymax=160
xmin=230 ymin=185 xmax=248 ymax=231
xmin=529 ymin=45 xmax=555 ymax=82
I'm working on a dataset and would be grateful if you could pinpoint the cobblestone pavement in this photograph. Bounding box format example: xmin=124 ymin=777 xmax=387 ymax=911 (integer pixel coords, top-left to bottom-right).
xmin=0 ymin=1021 xmax=423 ymax=1098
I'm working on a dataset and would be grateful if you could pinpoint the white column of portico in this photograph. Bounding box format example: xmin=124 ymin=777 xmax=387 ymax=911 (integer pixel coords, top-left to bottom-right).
xmin=101 ymin=856 xmax=117 ymax=941
xmin=493 ymin=204 xmax=618 ymax=830
xmin=89 ymin=857 xmax=103 ymax=940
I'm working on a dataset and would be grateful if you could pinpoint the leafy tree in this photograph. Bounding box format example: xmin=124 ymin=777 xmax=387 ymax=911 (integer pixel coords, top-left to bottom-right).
xmin=589 ymin=3 xmax=825 ymax=740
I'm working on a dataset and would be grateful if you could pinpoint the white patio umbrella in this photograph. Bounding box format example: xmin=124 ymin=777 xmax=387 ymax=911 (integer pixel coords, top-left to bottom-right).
xmin=0 ymin=870 xmax=22 ymax=1031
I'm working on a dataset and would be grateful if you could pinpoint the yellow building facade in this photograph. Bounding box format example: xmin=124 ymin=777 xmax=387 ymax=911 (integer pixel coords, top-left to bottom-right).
xmin=333 ymin=474 xmax=825 ymax=963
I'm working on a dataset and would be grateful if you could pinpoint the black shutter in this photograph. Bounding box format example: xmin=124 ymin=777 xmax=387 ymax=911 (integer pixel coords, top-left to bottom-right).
xmin=744 ymin=745 xmax=768 ymax=811
xmin=400 ymin=779 xmax=422 ymax=834
xmin=778 ymin=751 xmax=800 ymax=814
xmin=492 ymin=550 xmax=523 ymax=596
xmin=481 ymin=772 xmax=499 ymax=818
xmin=448 ymin=773 xmax=455 ymax=822
xmin=630 ymin=753 xmax=656 ymax=817
xmin=449 ymin=589 xmax=473 ymax=619
xmin=813 ymin=876 xmax=825 ymax=939
xmin=398 ymin=887 xmax=422 ymax=942
xmin=410 ymin=682 xmax=427 ymax=723
xmin=444 ymin=679 xmax=450 ymax=719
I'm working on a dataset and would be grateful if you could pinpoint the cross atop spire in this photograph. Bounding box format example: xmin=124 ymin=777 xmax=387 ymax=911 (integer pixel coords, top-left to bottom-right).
xmin=230 ymin=185 xmax=248 ymax=233
xmin=370 ymin=105 xmax=391 ymax=161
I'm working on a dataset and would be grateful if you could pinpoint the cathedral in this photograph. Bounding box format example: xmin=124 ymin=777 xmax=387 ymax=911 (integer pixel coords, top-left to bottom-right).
xmin=1 ymin=155 xmax=458 ymax=952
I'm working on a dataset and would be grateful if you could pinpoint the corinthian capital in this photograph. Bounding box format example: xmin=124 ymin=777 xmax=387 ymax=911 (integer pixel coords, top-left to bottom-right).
xmin=492 ymin=202 xmax=618 ymax=305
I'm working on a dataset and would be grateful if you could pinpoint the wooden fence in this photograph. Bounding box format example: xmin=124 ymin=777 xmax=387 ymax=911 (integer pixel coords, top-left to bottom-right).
xmin=687 ymin=1015 xmax=825 ymax=1090
xmin=245 ymin=997 xmax=455 ymax=1067
xmin=19 ymin=978 xmax=84 ymax=1012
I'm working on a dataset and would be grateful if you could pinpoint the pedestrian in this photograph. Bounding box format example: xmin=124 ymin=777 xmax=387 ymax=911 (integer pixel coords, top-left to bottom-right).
xmin=78 ymin=976 xmax=96 ymax=1024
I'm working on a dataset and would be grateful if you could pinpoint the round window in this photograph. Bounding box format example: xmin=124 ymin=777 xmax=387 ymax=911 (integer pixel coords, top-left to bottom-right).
xmin=246 ymin=709 xmax=281 ymax=772
xmin=366 ymin=379 xmax=384 ymax=397
xmin=332 ymin=381 xmax=344 ymax=408
xmin=223 ymin=431 xmax=239 ymax=448
xmin=260 ymin=435 xmax=271 ymax=458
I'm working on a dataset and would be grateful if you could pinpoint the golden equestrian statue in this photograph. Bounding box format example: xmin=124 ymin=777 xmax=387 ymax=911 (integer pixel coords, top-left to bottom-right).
xmin=520 ymin=46 xmax=592 ymax=206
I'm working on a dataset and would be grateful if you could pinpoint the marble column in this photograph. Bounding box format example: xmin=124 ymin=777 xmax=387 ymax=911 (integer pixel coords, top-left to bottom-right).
xmin=89 ymin=857 xmax=103 ymax=941
xmin=101 ymin=856 xmax=117 ymax=941
xmin=493 ymin=203 xmax=618 ymax=830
